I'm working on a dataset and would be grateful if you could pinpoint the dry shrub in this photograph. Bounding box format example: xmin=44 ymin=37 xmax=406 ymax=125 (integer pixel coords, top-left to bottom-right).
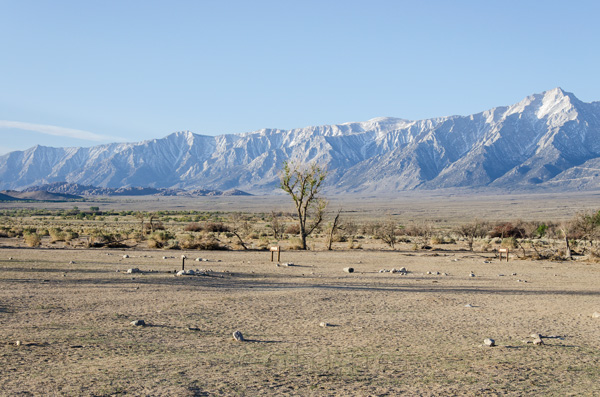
xmin=24 ymin=233 xmax=41 ymax=247
xmin=287 ymin=238 xmax=303 ymax=250
xmin=501 ymin=237 xmax=518 ymax=249
xmin=184 ymin=222 xmax=203 ymax=232
xmin=348 ymin=240 xmax=362 ymax=249
xmin=490 ymin=223 xmax=524 ymax=239
xmin=430 ymin=236 xmax=443 ymax=245
xmin=285 ymin=224 xmax=300 ymax=235
xmin=49 ymin=228 xmax=66 ymax=242
xmin=205 ymin=222 xmax=229 ymax=233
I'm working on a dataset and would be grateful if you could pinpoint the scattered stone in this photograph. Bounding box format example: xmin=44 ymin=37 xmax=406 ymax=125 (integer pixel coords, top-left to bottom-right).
xmin=123 ymin=254 xmax=129 ymax=259
xmin=15 ymin=340 xmax=21 ymax=346
xmin=283 ymin=263 xmax=294 ymax=267
xmin=483 ymin=261 xmax=491 ymax=264
xmin=319 ymin=322 xmax=331 ymax=327
xmin=203 ymin=258 xmax=209 ymax=262
xmin=8 ymin=257 xmax=13 ymax=260
xmin=399 ymin=267 xmax=407 ymax=273
xmin=233 ymin=330 xmax=244 ymax=342
xmin=176 ymin=270 xmax=186 ymax=276
xmin=484 ymin=338 xmax=496 ymax=347
xmin=69 ymin=261 xmax=75 ymax=264
xmin=464 ymin=304 xmax=475 ymax=308
xmin=592 ymin=312 xmax=600 ymax=318
xmin=469 ymin=273 xmax=475 ymax=277
xmin=163 ymin=256 xmax=168 ymax=260
xmin=442 ymin=272 xmax=448 ymax=276
xmin=378 ymin=269 xmax=385 ymax=273
xmin=426 ymin=271 xmax=432 ymax=275
xmin=511 ymin=272 xmax=517 ymax=276
xmin=130 ymin=320 xmax=145 ymax=326
xmin=530 ymin=333 xmax=542 ymax=339
xmin=343 ymin=267 xmax=354 ymax=273
xmin=275 ymin=263 xmax=280 ymax=267
xmin=533 ymin=337 xmax=544 ymax=345
xmin=195 ymin=257 xmax=202 ymax=262
xmin=126 ymin=268 xmax=140 ymax=274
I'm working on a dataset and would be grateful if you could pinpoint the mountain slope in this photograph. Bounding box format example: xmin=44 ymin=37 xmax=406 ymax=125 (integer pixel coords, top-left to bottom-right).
xmin=1 ymin=88 xmax=600 ymax=193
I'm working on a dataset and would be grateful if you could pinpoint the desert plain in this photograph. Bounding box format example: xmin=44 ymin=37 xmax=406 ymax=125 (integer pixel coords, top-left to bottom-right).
xmin=1 ymin=192 xmax=600 ymax=396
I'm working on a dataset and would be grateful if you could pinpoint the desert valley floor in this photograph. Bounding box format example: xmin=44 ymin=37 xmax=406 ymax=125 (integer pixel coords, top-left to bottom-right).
xmin=1 ymin=192 xmax=600 ymax=395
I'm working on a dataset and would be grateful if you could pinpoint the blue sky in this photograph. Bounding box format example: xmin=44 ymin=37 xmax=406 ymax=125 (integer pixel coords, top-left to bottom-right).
xmin=1 ymin=0 xmax=599 ymax=155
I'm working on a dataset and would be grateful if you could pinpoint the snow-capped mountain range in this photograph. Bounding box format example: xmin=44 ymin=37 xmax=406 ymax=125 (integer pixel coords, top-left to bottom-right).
xmin=2 ymin=87 xmax=600 ymax=194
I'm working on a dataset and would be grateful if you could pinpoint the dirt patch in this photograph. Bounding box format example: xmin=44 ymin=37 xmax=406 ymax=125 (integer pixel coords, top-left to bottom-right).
xmin=1 ymin=248 xmax=599 ymax=395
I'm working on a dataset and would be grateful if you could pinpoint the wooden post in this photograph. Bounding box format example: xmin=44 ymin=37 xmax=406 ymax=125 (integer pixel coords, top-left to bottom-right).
xmin=181 ymin=255 xmax=187 ymax=270
xmin=498 ymin=248 xmax=509 ymax=262
xmin=270 ymin=246 xmax=280 ymax=262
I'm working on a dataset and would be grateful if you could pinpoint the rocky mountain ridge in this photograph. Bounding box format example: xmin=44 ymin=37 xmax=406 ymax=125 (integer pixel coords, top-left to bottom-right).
xmin=1 ymin=88 xmax=599 ymax=193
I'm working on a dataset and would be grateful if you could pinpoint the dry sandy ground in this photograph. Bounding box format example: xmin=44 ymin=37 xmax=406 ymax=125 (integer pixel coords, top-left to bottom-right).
xmin=1 ymin=246 xmax=599 ymax=396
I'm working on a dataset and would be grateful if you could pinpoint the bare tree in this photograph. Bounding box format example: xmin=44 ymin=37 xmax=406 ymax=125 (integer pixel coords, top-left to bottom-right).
xmin=269 ymin=211 xmax=286 ymax=241
xmin=326 ymin=208 xmax=343 ymax=251
xmin=455 ymin=219 xmax=488 ymax=252
xmin=378 ymin=219 xmax=400 ymax=249
xmin=280 ymin=161 xmax=328 ymax=250
xmin=229 ymin=212 xmax=250 ymax=250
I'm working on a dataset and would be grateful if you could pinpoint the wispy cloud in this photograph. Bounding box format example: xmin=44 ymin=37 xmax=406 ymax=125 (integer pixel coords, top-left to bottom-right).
xmin=0 ymin=120 xmax=125 ymax=142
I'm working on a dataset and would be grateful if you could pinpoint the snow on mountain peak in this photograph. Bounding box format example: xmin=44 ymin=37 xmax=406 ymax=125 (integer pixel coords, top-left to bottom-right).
xmin=536 ymin=87 xmax=577 ymax=121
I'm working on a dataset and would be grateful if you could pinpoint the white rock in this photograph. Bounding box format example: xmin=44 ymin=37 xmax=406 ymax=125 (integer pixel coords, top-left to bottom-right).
xmin=233 ymin=330 xmax=244 ymax=342
xmin=469 ymin=273 xmax=475 ymax=277
xmin=176 ymin=270 xmax=186 ymax=276
xmin=484 ymin=338 xmax=496 ymax=347
xmin=195 ymin=257 xmax=202 ymax=262
xmin=464 ymin=304 xmax=475 ymax=308
xmin=123 ymin=254 xmax=129 ymax=259
xmin=126 ymin=268 xmax=140 ymax=274
xmin=15 ymin=340 xmax=21 ymax=346
xmin=343 ymin=267 xmax=354 ymax=273
xmin=319 ymin=322 xmax=331 ymax=327
xmin=130 ymin=319 xmax=145 ymax=326
xmin=592 ymin=312 xmax=600 ymax=318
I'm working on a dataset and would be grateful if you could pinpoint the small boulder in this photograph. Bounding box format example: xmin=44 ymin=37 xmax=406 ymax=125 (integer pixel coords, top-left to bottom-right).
xmin=484 ymin=338 xmax=496 ymax=347
xmin=232 ymin=330 xmax=244 ymax=342
xmin=343 ymin=267 xmax=354 ymax=273
xmin=123 ymin=254 xmax=129 ymax=259
xmin=176 ymin=270 xmax=186 ymax=276
xmin=592 ymin=312 xmax=600 ymax=318
xmin=130 ymin=320 xmax=145 ymax=326
xmin=469 ymin=273 xmax=475 ymax=278
xmin=319 ymin=322 xmax=331 ymax=327
xmin=126 ymin=268 xmax=140 ymax=274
